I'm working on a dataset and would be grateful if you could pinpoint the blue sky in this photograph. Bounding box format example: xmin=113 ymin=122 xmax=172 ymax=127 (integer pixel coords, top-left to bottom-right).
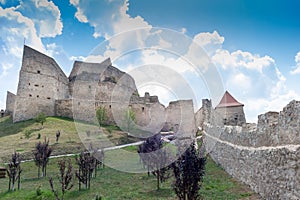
xmin=1 ymin=0 xmax=300 ymax=122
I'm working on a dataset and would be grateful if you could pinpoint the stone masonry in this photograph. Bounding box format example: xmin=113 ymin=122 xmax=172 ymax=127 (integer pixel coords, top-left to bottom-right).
xmin=202 ymin=100 xmax=300 ymax=199
xmin=6 ymin=45 xmax=196 ymax=135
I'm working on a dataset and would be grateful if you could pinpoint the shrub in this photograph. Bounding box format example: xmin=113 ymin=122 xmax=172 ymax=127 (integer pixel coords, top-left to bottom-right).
xmin=24 ymin=129 xmax=32 ymax=139
xmin=34 ymin=112 xmax=46 ymax=128
xmin=96 ymin=106 xmax=107 ymax=126
xmin=171 ymin=142 xmax=206 ymax=200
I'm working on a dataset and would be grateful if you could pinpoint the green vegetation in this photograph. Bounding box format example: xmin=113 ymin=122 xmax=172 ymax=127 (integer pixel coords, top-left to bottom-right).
xmin=0 ymin=116 xmax=134 ymax=163
xmin=122 ymin=107 xmax=136 ymax=133
xmin=0 ymin=153 xmax=258 ymax=199
xmin=0 ymin=116 xmax=259 ymax=199
xmin=96 ymin=106 xmax=107 ymax=126
xmin=34 ymin=113 xmax=47 ymax=129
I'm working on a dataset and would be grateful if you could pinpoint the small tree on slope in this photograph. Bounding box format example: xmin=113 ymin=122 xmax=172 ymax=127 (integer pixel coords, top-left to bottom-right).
xmin=172 ymin=142 xmax=206 ymax=200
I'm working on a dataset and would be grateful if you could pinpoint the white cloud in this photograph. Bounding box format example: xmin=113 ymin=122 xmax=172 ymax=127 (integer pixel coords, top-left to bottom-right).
xmin=16 ymin=0 xmax=63 ymax=37
xmin=111 ymin=0 xmax=151 ymax=35
xmin=212 ymin=49 xmax=275 ymax=72
xmin=0 ymin=62 xmax=13 ymax=77
xmin=290 ymin=51 xmax=300 ymax=75
xmin=0 ymin=1 xmax=64 ymax=106
xmin=70 ymin=0 xmax=151 ymax=39
xmin=193 ymin=31 xmax=224 ymax=56
xmin=0 ymin=6 xmax=44 ymax=52
xmin=227 ymin=73 xmax=251 ymax=93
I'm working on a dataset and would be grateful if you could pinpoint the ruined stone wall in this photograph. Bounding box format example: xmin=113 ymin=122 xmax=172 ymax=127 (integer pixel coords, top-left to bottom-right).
xmin=5 ymin=91 xmax=15 ymax=114
xmin=195 ymin=99 xmax=212 ymax=129
xmin=7 ymin=45 xmax=197 ymax=137
xmin=13 ymin=46 xmax=69 ymax=122
xmin=166 ymin=100 xmax=196 ymax=138
xmin=204 ymin=100 xmax=300 ymax=199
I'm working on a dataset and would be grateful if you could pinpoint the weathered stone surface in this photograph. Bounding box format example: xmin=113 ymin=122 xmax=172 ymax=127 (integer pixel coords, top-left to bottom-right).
xmin=5 ymin=91 xmax=15 ymax=114
xmin=6 ymin=45 xmax=196 ymax=136
xmin=203 ymin=99 xmax=300 ymax=199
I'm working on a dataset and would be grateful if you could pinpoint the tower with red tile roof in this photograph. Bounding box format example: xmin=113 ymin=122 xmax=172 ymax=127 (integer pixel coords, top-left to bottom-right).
xmin=215 ymin=91 xmax=246 ymax=126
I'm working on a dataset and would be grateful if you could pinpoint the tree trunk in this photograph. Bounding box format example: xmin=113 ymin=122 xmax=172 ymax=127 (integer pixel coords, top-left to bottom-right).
xmin=38 ymin=166 xmax=40 ymax=178
xmin=45 ymin=165 xmax=47 ymax=177
xmin=18 ymin=174 xmax=21 ymax=190
xmin=157 ymin=170 xmax=160 ymax=190
xmin=8 ymin=177 xmax=11 ymax=191
xmin=42 ymin=166 xmax=45 ymax=177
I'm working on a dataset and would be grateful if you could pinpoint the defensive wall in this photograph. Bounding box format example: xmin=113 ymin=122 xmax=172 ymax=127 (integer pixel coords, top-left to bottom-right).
xmin=203 ymin=100 xmax=300 ymax=199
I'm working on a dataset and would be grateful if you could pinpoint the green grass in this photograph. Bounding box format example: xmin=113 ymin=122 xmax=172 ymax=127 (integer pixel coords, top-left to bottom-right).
xmin=200 ymin=157 xmax=256 ymax=199
xmin=0 ymin=116 xmax=136 ymax=163
xmin=0 ymin=151 xmax=259 ymax=200
xmin=0 ymin=116 xmax=259 ymax=199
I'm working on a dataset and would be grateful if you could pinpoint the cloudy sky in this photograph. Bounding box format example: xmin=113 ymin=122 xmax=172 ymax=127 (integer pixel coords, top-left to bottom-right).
xmin=1 ymin=0 xmax=300 ymax=123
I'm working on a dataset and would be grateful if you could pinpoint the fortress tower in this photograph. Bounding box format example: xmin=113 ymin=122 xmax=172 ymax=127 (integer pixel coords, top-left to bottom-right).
xmin=215 ymin=91 xmax=246 ymax=126
xmin=12 ymin=46 xmax=70 ymax=122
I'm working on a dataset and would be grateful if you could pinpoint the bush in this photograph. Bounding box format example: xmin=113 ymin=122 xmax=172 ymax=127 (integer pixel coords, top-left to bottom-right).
xmin=34 ymin=112 xmax=46 ymax=128
xmin=24 ymin=129 xmax=32 ymax=139
xmin=172 ymin=142 xmax=206 ymax=200
xmin=96 ymin=107 xmax=107 ymax=126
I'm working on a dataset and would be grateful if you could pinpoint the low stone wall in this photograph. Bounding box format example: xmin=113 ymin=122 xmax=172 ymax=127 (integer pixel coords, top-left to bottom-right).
xmin=204 ymin=132 xmax=300 ymax=199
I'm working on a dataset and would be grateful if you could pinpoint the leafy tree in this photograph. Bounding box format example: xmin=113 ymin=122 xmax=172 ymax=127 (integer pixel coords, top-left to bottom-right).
xmin=49 ymin=159 xmax=74 ymax=200
xmin=35 ymin=112 xmax=46 ymax=129
xmin=75 ymin=152 xmax=96 ymax=190
xmin=96 ymin=106 xmax=107 ymax=126
xmin=33 ymin=138 xmax=53 ymax=178
xmin=172 ymin=142 xmax=206 ymax=200
xmin=123 ymin=107 xmax=136 ymax=133
xmin=6 ymin=152 xmax=22 ymax=191
xmin=138 ymin=134 xmax=172 ymax=190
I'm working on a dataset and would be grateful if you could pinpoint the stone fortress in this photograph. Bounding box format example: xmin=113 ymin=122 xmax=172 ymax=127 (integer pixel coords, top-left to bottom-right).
xmin=5 ymin=45 xmax=196 ymax=135
xmin=4 ymin=45 xmax=300 ymax=199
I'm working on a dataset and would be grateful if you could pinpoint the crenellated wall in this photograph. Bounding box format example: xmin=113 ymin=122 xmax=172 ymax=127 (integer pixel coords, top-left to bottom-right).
xmin=203 ymin=100 xmax=300 ymax=199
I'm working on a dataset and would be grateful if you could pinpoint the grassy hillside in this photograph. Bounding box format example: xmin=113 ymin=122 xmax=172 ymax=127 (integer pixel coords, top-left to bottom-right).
xmin=0 ymin=116 xmax=133 ymax=163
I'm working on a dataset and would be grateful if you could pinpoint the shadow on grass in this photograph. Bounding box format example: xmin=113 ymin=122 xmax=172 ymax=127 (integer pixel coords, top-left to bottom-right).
xmin=0 ymin=116 xmax=36 ymax=138
xmin=140 ymin=188 xmax=174 ymax=198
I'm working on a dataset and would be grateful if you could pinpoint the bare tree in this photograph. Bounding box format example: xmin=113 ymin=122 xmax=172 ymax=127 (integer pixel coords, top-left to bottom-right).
xmin=6 ymin=152 xmax=22 ymax=191
xmin=88 ymin=144 xmax=105 ymax=178
xmin=33 ymin=138 xmax=53 ymax=178
xmin=49 ymin=158 xmax=74 ymax=200
xmin=75 ymin=152 xmax=96 ymax=190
